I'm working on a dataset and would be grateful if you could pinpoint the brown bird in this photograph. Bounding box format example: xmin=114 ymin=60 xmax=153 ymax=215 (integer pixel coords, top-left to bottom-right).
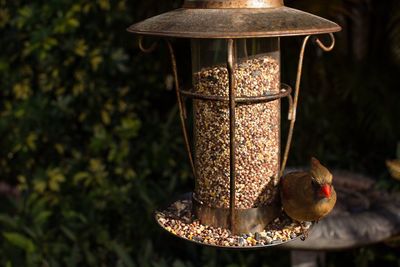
xmin=386 ymin=159 xmax=400 ymax=181
xmin=281 ymin=157 xmax=337 ymax=234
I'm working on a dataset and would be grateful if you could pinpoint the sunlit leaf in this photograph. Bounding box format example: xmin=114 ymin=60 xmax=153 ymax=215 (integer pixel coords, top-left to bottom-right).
xmin=73 ymin=172 xmax=90 ymax=185
xmin=74 ymin=39 xmax=88 ymax=57
xmin=101 ymin=110 xmax=111 ymax=125
xmin=33 ymin=180 xmax=47 ymax=193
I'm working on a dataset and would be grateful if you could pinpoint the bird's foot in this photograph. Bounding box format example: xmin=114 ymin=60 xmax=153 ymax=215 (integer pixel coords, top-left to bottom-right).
xmin=299 ymin=221 xmax=311 ymax=241
xmin=300 ymin=231 xmax=308 ymax=241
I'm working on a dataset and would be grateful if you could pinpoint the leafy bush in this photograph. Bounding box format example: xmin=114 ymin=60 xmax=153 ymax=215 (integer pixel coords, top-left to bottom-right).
xmin=0 ymin=0 xmax=182 ymax=266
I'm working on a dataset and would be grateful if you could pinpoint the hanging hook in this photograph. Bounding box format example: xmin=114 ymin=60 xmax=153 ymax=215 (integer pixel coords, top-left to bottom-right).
xmin=314 ymin=33 xmax=336 ymax=52
xmin=138 ymin=36 xmax=158 ymax=53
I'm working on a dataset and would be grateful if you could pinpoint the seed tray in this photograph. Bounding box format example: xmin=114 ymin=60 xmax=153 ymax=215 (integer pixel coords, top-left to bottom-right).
xmin=155 ymin=193 xmax=312 ymax=249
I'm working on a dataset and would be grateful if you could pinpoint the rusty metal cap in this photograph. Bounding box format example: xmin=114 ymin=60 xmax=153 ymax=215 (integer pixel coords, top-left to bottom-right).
xmin=183 ymin=0 xmax=284 ymax=8
xmin=127 ymin=0 xmax=341 ymax=39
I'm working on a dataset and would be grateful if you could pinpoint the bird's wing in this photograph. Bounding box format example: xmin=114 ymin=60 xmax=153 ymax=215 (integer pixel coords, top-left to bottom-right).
xmin=281 ymin=171 xmax=307 ymax=200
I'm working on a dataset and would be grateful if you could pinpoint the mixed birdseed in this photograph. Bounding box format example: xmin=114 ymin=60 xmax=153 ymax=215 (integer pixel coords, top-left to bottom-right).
xmin=193 ymin=56 xmax=280 ymax=209
xmin=156 ymin=199 xmax=309 ymax=247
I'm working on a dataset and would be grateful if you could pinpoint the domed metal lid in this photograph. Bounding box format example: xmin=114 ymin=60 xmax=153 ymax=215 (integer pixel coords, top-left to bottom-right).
xmin=127 ymin=0 xmax=341 ymax=39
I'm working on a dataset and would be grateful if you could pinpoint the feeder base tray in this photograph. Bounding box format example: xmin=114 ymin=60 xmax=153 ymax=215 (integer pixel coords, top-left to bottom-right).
xmin=155 ymin=193 xmax=311 ymax=249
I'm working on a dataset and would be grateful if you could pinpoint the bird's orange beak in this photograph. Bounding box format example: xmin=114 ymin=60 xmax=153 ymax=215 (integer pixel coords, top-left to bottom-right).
xmin=320 ymin=184 xmax=331 ymax=198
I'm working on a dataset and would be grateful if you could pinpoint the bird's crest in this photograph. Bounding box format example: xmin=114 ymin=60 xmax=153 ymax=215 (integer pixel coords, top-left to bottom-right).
xmin=310 ymin=157 xmax=332 ymax=184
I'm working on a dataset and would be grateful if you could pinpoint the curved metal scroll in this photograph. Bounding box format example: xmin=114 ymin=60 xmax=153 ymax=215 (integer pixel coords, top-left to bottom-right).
xmin=279 ymin=33 xmax=336 ymax=177
xmin=314 ymin=33 xmax=336 ymax=52
xmin=138 ymin=36 xmax=158 ymax=53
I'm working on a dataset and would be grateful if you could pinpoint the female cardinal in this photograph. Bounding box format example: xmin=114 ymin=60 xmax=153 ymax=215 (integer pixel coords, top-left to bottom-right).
xmin=281 ymin=157 xmax=336 ymax=224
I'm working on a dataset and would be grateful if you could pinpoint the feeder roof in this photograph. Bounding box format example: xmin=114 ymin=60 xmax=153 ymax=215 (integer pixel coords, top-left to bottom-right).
xmin=127 ymin=6 xmax=341 ymax=39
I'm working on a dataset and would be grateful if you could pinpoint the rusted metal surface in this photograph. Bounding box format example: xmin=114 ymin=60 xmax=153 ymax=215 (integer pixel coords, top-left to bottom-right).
xmin=183 ymin=0 xmax=283 ymax=9
xmin=180 ymin=83 xmax=291 ymax=105
xmin=279 ymin=33 xmax=336 ymax=178
xmin=227 ymin=39 xmax=237 ymax=234
xmin=192 ymin=193 xmax=280 ymax=234
xmin=127 ymin=7 xmax=341 ymax=39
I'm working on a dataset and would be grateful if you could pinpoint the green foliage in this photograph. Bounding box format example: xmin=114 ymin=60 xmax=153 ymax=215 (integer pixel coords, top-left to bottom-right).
xmin=0 ymin=0 xmax=183 ymax=266
xmin=0 ymin=0 xmax=399 ymax=266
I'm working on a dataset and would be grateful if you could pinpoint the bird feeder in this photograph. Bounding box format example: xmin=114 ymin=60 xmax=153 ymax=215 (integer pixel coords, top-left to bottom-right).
xmin=128 ymin=0 xmax=341 ymax=248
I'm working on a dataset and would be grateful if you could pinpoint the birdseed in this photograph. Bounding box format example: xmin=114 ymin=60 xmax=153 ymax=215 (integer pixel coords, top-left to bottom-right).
xmin=156 ymin=199 xmax=309 ymax=247
xmin=193 ymin=56 xmax=280 ymax=209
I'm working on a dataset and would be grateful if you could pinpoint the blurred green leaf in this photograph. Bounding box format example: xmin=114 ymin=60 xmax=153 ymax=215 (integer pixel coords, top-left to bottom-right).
xmin=3 ymin=232 xmax=35 ymax=253
xmin=173 ymin=260 xmax=189 ymax=267
xmin=111 ymin=242 xmax=136 ymax=267
xmin=60 ymin=226 xmax=76 ymax=242
xmin=33 ymin=211 xmax=51 ymax=226
xmin=0 ymin=214 xmax=16 ymax=228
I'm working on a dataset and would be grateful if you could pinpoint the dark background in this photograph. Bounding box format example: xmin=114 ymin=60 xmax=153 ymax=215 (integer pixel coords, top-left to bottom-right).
xmin=0 ymin=0 xmax=399 ymax=266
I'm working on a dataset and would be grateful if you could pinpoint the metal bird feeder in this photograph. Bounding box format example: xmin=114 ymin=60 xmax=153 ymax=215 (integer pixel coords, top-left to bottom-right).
xmin=128 ymin=0 xmax=341 ymax=248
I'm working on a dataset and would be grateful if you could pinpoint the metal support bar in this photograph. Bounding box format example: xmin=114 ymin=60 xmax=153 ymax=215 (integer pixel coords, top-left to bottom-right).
xmin=279 ymin=35 xmax=311 ymax=178
xmin=166 ymin=41 xmax=197 ymax=181
xmin=179 ymin=83 xmax=292 ymax=105
xmin=280 ymin=33 xmax=336 ymax=178
xmin=227 ymin=39 xmax=237 ymax=234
